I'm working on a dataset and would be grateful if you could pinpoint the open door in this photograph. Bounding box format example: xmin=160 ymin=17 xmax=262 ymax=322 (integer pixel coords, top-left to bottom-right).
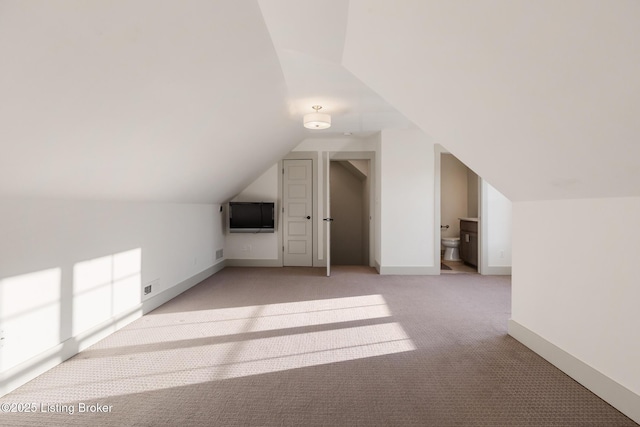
xmin=323 ymin=153 xmax=333 ymax=276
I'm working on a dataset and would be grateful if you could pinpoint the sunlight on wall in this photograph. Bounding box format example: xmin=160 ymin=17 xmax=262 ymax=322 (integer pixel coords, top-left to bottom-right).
xmin=101 ymin=294 xmax=392 ymax=348
xmin=6 ymin=295 xmax=415 ymax=402
xmin=0 ymin=268 xmax=61 ymax=371
xmin=72 ymin=249 xmax=141 ymax=336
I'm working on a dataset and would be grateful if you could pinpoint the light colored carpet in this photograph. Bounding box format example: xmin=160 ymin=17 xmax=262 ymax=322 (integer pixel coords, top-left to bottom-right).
xmin=1 ymin=266 xmax=636 ymax=426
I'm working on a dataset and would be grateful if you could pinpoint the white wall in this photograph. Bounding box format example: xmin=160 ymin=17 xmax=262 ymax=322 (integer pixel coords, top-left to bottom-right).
xmin=225 ymin=164 xmax=279 ymax=261
xmin=511 ymin=197 xmax=640 ymax=422
xmin=379 ymin=129 xmax=437 ymax=274
xmin=481 ymin=181 xmax=512 ymax=273
xmin=0 ymin=198 xmax=224 ymax=396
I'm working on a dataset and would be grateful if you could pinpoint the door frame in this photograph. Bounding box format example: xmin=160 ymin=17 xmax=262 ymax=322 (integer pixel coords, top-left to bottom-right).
xmin=435 ymin=144 xmax=485 ymax=274
xmin=326 ymin=151 xmax=376 ymax=268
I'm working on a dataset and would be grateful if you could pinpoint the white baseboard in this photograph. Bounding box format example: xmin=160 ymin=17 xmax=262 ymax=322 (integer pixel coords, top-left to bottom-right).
xmin=141 ymin=261 xmax=225 ymax=314
xmin=0 ymin=260 xmax=225 ymax=398
xmin=508 ymin=319 xmax=640 ymax=424
xmin=482 ymin=265 xmax=512 ymax=275
xmin=225 ymin=258 xmax=282 ymax=267
xmin=377 ymin=265 xmax=440 ymax=275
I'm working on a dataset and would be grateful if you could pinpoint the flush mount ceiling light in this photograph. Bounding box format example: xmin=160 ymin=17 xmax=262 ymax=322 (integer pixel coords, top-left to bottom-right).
xmin=303 ymin=105 xmax=331 ymax=130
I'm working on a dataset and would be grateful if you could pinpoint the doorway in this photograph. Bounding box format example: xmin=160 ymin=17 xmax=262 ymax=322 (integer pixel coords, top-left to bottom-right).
xmin=439 ymin=152 xmax=479 ymax=273
xmin=436 ymin=147 xmax=513 ymax=275
xmin=329 ymin=160 xmax=370 ymax=265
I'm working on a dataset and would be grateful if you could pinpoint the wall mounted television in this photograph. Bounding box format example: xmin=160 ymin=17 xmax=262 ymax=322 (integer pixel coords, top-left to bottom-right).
xmin=228 ymin=202 xmax=275 ymax=233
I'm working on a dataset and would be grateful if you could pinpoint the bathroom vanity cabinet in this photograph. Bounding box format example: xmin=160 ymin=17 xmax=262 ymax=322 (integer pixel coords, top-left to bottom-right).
xmin=459 ymin=219 xmax=478 ymax=267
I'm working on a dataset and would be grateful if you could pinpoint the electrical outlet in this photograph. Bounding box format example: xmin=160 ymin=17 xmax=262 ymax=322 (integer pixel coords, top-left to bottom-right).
xmin=0 ymin=330 xmax=5 ymax=348
xmin=143 ymin=279 xmax=159 ymax=296
xmin=499 ymin=250 xmax=505 ymax=258
xmin=216 ymin=249 xmax=224 ymax=260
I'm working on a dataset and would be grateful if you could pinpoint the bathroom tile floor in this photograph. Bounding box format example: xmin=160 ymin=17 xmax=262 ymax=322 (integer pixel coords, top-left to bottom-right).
xmin=441 ymin=260 xmax=478 ymax=274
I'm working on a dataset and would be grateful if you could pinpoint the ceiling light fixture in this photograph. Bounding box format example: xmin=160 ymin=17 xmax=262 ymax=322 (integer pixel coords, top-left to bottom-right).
xmin=303 ymin=105 xmax=331 ymax=130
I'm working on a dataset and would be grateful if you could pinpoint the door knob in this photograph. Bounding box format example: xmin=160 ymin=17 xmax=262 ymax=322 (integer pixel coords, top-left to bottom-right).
xmin=323 ymin=218 xmax=334 ymax=222
xmin=306 ymin=216 xmax=311 ymax=219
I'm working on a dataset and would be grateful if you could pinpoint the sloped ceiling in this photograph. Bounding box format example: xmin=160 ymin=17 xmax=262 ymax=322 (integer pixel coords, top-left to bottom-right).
xmin=258 ymin=0 xmax=413 ymax=135
xmin=0 ymin=0 xmax=411 ymax=204
xmin=0 ymin=1 xmax=303 ymax=203
xmin=342 ymin=0 xmax=640 ymax=201
xmin=3 ymin=1 xmax=637 ymax=204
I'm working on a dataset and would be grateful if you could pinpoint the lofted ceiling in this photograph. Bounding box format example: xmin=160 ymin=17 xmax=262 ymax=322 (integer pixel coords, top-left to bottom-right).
xmin=0 ymin=0 xmax=410 ymax=204
xmin=1 ymin=1 xmax=637 ymax=204
xmin=258 ymin=0 xmax=413 ymax=136
xmin=342 ymin=0 xmax=640 ymax=201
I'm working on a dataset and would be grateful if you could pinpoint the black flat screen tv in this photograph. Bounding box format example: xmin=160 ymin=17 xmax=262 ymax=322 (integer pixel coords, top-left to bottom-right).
xmin=229 ymin=202 xmax=275 ymax=233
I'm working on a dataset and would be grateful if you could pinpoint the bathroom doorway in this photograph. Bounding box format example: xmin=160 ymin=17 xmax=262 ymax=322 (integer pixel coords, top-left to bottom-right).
xmin=439 ymin=151 xmax=479 ymax=273
xmin=436 ymin=146 xmax=513 ymax=275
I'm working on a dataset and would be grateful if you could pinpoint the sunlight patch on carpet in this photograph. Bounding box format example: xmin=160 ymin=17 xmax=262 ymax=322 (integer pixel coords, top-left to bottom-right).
xmin=7 ymin=296 xmax=415 ymax=403
xmin=94 ymin=295 xmax=392 ymax=348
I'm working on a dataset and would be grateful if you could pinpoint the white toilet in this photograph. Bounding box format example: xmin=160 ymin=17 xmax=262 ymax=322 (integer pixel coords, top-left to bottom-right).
xmin=441 ymin=237 xmax=461 ymax=261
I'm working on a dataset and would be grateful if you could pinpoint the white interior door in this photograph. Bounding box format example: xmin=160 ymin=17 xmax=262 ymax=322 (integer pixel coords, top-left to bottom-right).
xmin=283 ymin=159 xmax=313 ymax=266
